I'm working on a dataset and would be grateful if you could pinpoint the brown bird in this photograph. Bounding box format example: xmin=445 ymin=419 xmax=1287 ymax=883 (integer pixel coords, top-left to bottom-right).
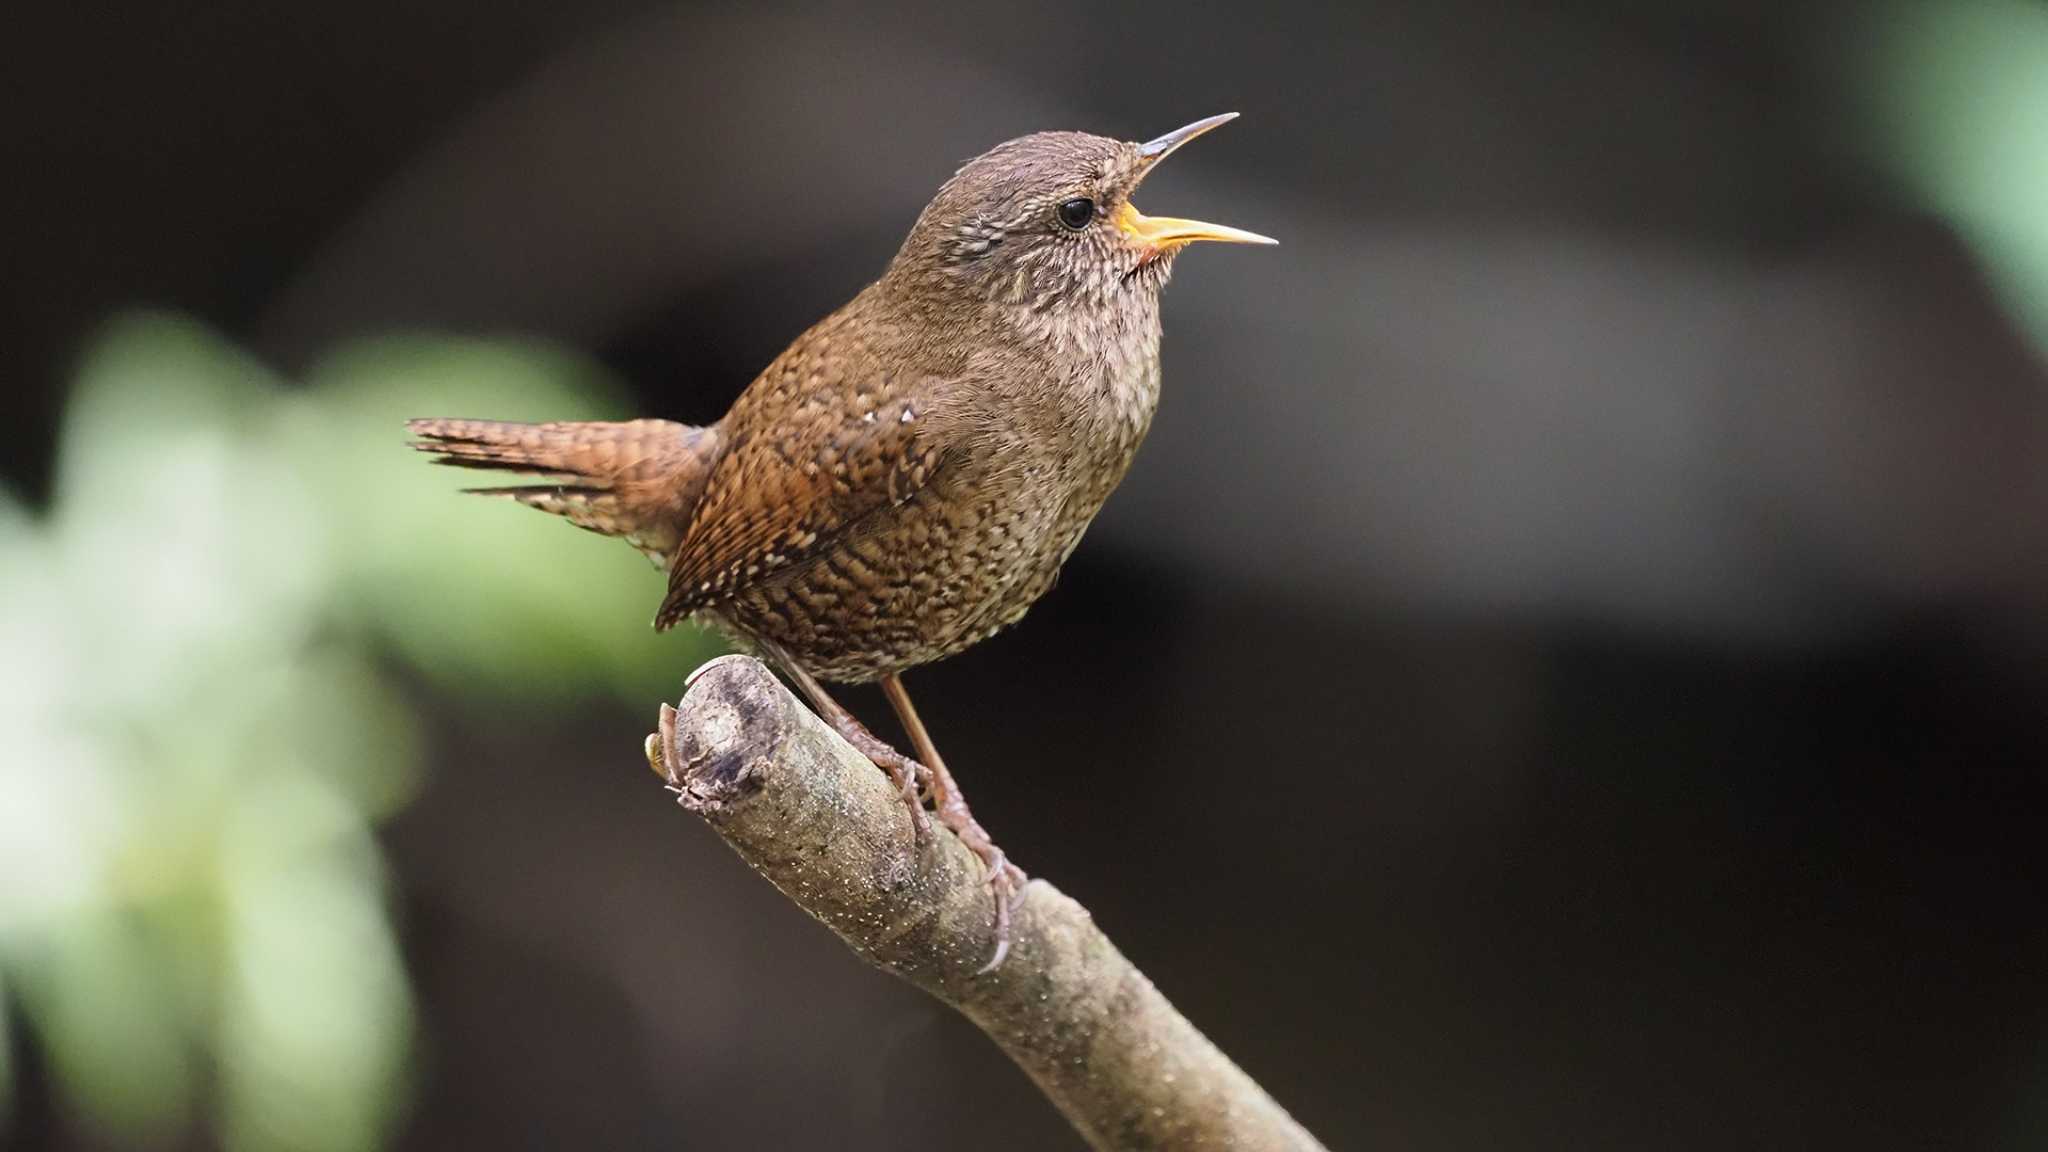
xmin=409 ymin=113 xmax=1273 ymax=968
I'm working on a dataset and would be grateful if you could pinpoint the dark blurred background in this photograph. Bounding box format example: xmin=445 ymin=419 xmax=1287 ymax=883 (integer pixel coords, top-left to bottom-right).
xmin=5 ymin=1 xmax=2046 ymax=1149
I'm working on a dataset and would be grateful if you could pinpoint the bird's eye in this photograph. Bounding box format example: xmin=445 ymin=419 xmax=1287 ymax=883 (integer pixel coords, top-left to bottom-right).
xmin=1056 ymin=197 xmax=1096 ymax=231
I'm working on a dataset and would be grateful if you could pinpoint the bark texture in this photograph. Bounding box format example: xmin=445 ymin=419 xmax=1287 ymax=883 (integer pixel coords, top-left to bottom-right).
xmin=644 ymin=654 xmax=1327 ymax=1152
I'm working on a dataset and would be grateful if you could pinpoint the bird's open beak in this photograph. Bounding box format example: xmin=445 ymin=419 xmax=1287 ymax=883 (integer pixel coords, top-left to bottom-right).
xmin=1119 ymin=113 xmax=1278 ymax=251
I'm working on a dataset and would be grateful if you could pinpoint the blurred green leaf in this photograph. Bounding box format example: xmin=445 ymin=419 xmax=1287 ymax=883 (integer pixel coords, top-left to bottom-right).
xmin=1854 ymin=0 xmax=2048 ymax=354
xmin=4 ymin=311 xmax=724 ymax=1150
xmin=4 ymin=315 xmax=416 ymax=1150
xmin=54 ymin=314 xmax=332 ymax=720
xmin=293 ymin=334 xmax=722 ymax=701
xmin=217 ymin=775 xmax=411 ymax=1152
xmin=12 ymin=911 xmax=198 ymax=1143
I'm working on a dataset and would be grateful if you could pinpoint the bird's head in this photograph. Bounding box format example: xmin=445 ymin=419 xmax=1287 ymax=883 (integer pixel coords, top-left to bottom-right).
xmin=889 ymin=114 xmax=1274 ymax=315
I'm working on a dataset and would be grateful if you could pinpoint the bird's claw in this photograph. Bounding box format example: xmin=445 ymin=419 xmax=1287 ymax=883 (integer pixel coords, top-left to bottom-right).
xmin=933 ymin=807 xmax=1023 ymax=974
xmin=894 ymin=757 xmax=936 ymax=844
xmin=974 ymin=852 xmax=1026 ymax=974
xmin=810 ymin=705 xmax=1018 ymax=970
xmin=828 ymin=721 xmax=934 ymax=842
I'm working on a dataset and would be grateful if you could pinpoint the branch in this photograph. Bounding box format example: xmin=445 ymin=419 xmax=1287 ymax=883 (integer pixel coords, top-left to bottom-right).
xmin=644 ymin=655 xmax=1327 ymax=1152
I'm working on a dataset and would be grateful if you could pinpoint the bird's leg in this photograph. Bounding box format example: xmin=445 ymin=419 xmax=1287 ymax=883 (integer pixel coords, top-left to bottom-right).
xmin=770 ymin=655 xmax=933 ymax=843
xmin=882 ymin=673 xmax=1024 ymax=972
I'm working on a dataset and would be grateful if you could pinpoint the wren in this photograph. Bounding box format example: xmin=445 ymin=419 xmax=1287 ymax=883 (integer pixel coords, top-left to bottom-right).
xmin=410 ymin=114 xmax=1274 ymax=969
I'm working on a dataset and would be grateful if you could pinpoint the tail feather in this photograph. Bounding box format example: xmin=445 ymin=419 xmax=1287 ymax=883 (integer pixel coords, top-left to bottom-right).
xmin=407 ymin=418 xmax=721 ymax=564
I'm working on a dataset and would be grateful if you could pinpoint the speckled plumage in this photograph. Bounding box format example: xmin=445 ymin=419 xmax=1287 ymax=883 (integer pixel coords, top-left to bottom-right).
xmin=411 ymin=124 xmax=1254 ymax=684
xmin=412 ymin=118 xmax=1270 ymax=969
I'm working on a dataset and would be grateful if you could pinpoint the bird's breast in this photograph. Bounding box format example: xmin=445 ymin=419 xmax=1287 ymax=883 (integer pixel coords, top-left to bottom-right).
xmin=1062 ymin=317 xmax=1164 ymax=479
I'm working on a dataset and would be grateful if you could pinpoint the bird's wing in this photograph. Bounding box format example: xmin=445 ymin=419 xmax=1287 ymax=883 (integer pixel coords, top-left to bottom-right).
xmin=655 ymin=326 xmax=948 ymax=630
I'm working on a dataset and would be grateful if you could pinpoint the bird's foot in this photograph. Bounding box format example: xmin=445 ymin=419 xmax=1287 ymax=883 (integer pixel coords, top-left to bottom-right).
xmin=819 ymin=713 xmax=935 ymax=843
xmin=777 ymin=664 xmax=1018 ymax=971
xmin=934 ymin=792 xmax=1026 ymax=973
